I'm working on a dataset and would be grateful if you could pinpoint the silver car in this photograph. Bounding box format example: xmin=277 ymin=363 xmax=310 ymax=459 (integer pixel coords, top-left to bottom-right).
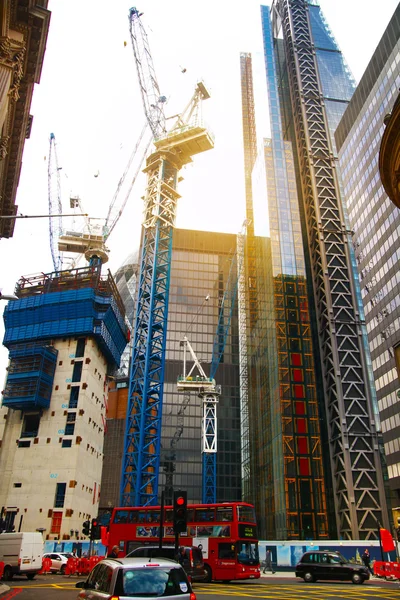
xmin=75 ymin=556 xmax=196 ymax=599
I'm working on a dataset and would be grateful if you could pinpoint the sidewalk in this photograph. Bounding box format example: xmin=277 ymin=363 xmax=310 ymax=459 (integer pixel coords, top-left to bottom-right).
xmin=261 ymin=570 xmax=296 ymax=578
xmin=0 ymin=584 xmax=10 ymax=596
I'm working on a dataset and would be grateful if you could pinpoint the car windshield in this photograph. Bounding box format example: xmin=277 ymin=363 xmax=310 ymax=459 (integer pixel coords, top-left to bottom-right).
xmin=328 ymin=553 xmax=347 ymax=564
xmin=115 ymin=567 xmax=190 ymax=597
xmin=61 ymin=553 xmax=74 ymax=558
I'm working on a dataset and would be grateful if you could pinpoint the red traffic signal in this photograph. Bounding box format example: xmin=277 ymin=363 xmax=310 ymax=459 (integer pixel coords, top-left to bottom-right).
xmin=173 ymin=490 xmax=187 ymax=534
xmin=91 ymin=517 xmax=101 ymax=540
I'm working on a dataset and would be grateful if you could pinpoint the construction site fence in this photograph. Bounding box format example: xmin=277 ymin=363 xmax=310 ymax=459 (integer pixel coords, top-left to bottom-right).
xmin=374 ymin=560 xmax=400 ymax=579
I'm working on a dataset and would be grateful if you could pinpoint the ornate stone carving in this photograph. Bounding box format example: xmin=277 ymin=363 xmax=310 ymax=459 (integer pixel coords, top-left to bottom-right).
xmin=0 ymin=135 xmax=10 ymax=160
xmin=0 ymin=37 xmax=25 ymax=103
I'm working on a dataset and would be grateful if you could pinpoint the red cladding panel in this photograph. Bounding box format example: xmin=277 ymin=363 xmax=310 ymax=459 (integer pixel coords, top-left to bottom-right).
xmin=296 ymin=418 xmax=306 ymax=434
xmin=295 ymin=401 xmax=305 ymax=415
xmin=294 ymin=384 xmax=304 ymax=398
xmin=293 ymin=369 xmax=303 ymax=382
xmin=297 ymin=437 xmax=308 ymax=454
xmin=299 ymin=458 xmax=310 ymax=476
xmin=291 ymin=353 xmax=301 ymax=366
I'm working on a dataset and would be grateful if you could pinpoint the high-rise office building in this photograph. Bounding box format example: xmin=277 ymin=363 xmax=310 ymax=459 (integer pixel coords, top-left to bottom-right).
xmin=335 ymin=5 xmax=400 ymax=524
xmin=100 ymin=228 xmax=242 ymax=509
xmin=241 ymin=0 xmax=389 ymax=540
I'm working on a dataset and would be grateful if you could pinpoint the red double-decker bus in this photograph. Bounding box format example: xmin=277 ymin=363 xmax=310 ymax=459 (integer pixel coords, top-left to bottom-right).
xmin=104 ymin=501 xmax=260 ymax=582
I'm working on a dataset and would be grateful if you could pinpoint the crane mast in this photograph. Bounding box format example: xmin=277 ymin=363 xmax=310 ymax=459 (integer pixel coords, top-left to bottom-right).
xmin=48 ymin=133 xmax=63 ymax=272
xmin=120 ymin=8 xmax=213 ymax=507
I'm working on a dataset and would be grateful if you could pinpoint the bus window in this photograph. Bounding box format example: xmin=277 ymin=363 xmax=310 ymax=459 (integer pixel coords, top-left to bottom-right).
xmin=237 ymin=542 xmax=259 ymax=564
xmin=216 ymin=506 xmax=232 ymax=522
xmin=218 ymin=543 xmax=236 ymax=559
xmin=237 ymin=505 xmax=256 ymax=523
xmin=137 ymin=510 xmax=147 ymax=523
xmin=186 ymin=508 xmax=194 ymax=522
xmin=195 ymin=508 xmax=215 ymax=522
xmin=114 ymin=510 xmax=130 ymax=523
xmin=148 ymin=511 xmax=160 ymax=523
xmin=165 ymin=509 xmax=173 ymax=523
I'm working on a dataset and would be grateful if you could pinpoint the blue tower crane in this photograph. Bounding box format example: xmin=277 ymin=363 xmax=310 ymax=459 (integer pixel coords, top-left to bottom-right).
xmin=120 ymin=7 xmax=213 ymax=507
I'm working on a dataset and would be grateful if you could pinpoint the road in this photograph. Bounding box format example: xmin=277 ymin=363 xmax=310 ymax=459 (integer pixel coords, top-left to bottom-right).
xmin=1 ymin=574 xmax=399 ymax=599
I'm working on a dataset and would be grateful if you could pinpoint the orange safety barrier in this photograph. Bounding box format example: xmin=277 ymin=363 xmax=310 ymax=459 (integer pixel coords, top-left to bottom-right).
xmin=373 ymin=561 xmax=400 ymax=579
xmin=39 ymin=557 xmax=52 ymax=574
xmin=89 ymin=556 xmax=104 ymax=569
xmin=0 ymin=561 xmax=4 ymax=579
xmin=76 ymin=557 xmax=91 ymax=575
xmin=66 ymin=557 xmax=79 ymax=576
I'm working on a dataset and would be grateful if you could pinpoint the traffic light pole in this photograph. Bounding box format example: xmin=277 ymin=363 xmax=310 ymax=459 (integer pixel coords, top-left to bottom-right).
xmin=159 ymin=491 xmax=164 ymax=550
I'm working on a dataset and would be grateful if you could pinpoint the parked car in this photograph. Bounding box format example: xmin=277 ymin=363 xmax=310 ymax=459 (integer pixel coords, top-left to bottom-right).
xmin=295 ymin=550 xmax=370 ymax=584
xmin=75 ymin=556 xmax=196 ymax=599
xmin=43 ymin=552 xmax=74 ymax=574
xmin=126 ymin=545 xmax=206 ymax=582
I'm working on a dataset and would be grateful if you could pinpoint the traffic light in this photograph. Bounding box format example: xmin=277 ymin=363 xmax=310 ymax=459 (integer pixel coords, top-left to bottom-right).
xmin=91 ymin=518 xmax=101 ymax=540
xmin=173 ymin=490 xmax=187 ymax=534
xmin=82 ymin=519 xmax=90 ymax=536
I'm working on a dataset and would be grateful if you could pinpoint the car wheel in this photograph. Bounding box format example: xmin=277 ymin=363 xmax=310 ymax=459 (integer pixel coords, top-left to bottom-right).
xmin=26 ymin=573 xmax=35 ymax=580
xmin=60 ymin=564 xmax=66 ymax=575
xmin=203 ymin=564 xmax=212 ymax=583
xmin=352 ymin=572 xmax=363 ymax=584
xmin=3 ymin=566 xmax=13 ymax=581
xmin=303 ymin=571 xmax=315 ymax=583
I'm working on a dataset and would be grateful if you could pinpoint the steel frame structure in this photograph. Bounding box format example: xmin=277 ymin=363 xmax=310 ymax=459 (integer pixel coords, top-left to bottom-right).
xmin=273 ymin=0 xmax=388 ymax=538
xmin=120 ymin=152 xmax=178 ymax=507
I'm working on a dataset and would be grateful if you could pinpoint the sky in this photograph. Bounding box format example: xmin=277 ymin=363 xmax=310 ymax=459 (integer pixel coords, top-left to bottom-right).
xmin=0 ymin=0 xmax=398 ymax=383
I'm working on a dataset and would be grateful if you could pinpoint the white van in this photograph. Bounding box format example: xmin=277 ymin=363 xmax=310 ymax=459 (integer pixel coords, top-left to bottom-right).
xmin=0 ymin=532 xmax=44 ymax=580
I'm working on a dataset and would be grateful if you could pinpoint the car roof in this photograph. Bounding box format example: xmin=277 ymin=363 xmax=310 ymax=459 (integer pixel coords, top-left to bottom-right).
xmin=103 ymin=557 xmax=184 ymax=568
xmin=302 ymin=550 xmax=341 ymax=556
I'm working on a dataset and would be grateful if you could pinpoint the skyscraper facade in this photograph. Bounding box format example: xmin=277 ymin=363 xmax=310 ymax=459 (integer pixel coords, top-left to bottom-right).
xmin=241 ymin=0 xmax=389 ymax=540
xmin=100 ymin=228 xmax=242 ymax=509
xmin=335 ymin=5 xmax=400 ymax=523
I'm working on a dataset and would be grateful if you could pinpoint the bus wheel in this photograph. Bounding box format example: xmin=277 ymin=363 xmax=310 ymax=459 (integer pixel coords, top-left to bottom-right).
xmin=203 ymin=565 xmax=212 ymax=583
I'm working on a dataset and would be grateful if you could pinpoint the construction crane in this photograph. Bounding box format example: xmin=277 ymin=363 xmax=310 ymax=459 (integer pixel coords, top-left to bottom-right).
xmin=176 ymin=221 xmax=249 ymax=503
xmin=119 ymin=7 xmax=213 ymax=507
xmin=47 ymin=133 xmax=63 ymax=272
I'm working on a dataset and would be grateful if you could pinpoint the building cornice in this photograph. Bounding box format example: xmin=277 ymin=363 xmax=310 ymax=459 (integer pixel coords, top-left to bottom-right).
xmin=0 ymin=0 xmax=51 ymax=239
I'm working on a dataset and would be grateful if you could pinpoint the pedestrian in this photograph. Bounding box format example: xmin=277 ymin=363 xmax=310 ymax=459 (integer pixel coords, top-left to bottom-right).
xmin=361 ymin=548 xmax=373 ymax=575
xmin=263 ymin=548 xmax=275 ymax=574
xmin=177 ymin=547 xmax=186 ymax=566
xmin=107 ymin=545 xmax=120 ymax=558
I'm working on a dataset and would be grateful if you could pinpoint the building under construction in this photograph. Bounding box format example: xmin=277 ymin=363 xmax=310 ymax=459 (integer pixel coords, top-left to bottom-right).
xmin=0 ymin=265 xmax=128 ymax=539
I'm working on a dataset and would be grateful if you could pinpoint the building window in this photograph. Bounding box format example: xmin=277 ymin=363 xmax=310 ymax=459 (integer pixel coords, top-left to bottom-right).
xmin=65 ymin=412 xmax=76 ymax=437
xmin=21 ymin=413 xmax=40 ymax=438
xmin=69 ymin=387 xmax=80 ymax=408
xmin=65 ymin=423 xmax=75 ymax=436
xmin=13 ymin=483 xmax=22 ymax=488
xmin=75 ymin=338 xmax=86 ymax=358
xmin=18 ymin=440 xmax=30 ymax=448
xmin=50 ymin=511 xmax=63 ymax=534
xmin=54 ymin=482 xmax=66 ymax=508
xmin=62 ymin=439 xmax=72 ymax=448
xmin=72 ymin=361 xmax=83 ymax=382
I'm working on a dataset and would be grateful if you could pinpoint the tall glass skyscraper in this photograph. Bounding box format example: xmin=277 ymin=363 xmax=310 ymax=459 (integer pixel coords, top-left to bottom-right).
xmin=241 ymin=0 xmax=390 ymax=540
xmin=335 ymin=5 xmax=400 ymax=524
